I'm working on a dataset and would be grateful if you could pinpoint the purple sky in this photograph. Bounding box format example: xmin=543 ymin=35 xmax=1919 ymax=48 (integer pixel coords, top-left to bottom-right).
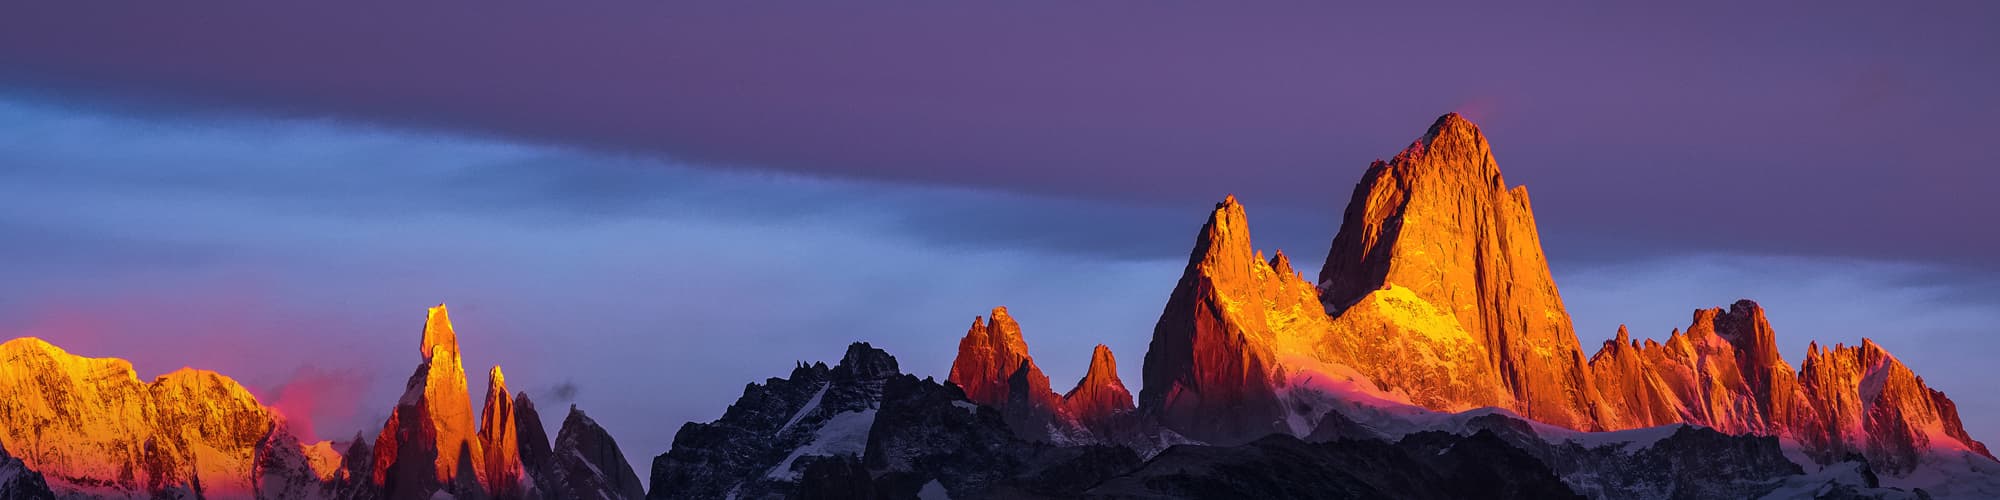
xmin=1 ymin=2 xmax=1996 ymax=476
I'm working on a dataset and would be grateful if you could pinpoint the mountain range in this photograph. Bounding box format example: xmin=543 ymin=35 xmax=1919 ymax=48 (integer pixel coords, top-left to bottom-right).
xmin=0 ymin=114 xmax=1992 ymax=499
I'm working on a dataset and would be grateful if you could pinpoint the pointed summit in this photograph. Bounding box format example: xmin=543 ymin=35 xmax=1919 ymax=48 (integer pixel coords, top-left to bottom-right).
xmin=479 ymin=367 xmax=530 ymax=499
xmin=1317 ymin=112 xmax=1600 ymax=430
xmin=1140 ymin=196 xmax=1330 ymax=444
xmin=422 ymin=304 xmax=459 ymax=362
xmin=1062 ymin=344 xmax=1134 ymax=425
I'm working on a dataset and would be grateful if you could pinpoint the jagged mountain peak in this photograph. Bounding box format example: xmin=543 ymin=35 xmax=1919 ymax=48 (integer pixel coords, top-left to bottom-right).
xmin=836 ymin=341 xmax=899 ymax=380
xmin=1063 ymin=344 xmax=1134 ymax=425
xmin=947 ymin=308 xmax=1079 ymax=442
xmin=949 ymin=306 xmax=1044 ymax=407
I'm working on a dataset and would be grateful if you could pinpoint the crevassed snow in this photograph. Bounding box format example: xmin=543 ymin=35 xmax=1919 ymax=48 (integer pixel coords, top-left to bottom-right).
xmin=776 ymin=382 xmax=830 ymax=436
xmin=765 ymin=409 xmax=878 ymax=481
xmin=917 ymin=479 xmax=952 ymax=500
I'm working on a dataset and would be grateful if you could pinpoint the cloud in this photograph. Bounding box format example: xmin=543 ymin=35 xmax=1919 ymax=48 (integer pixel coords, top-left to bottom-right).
xmin=2 ymin=3 xmax=1997 ymax=268
xmin=264 ymin=365 xmax=373 ymax=443
xmin=544 ymin=381 xmax=580 ymax=404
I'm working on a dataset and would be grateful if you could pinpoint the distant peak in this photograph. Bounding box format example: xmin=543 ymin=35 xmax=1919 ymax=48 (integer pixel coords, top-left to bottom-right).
xmin=837 ymin=341 xmax=900 ymax=380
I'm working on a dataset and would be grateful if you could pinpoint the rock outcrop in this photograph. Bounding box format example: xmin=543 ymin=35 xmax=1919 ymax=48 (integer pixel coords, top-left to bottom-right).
xmin=0 ymin=337 xmax=331 ymax=498
xmin=1061 ymin=344 xmax=1134 ymax=428
xmin=0 ymin=441 xmax=53 ymax=500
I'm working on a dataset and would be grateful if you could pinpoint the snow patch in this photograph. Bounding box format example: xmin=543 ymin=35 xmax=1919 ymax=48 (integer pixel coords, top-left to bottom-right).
xmin=775 ymin=382 xmax=830 ymax=436
xmin=1556 ymin=424 xmax=1685 ymax=453
xmin=765 ymin=409 xmax=878 ymax=481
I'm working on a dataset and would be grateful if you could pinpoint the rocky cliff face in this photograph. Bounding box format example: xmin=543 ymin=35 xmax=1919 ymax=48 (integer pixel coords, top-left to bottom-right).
xmin=0 ymin=337 xmax=333 ymax=498
xmin=1317 ymin=112 xmax=1600 ymax=430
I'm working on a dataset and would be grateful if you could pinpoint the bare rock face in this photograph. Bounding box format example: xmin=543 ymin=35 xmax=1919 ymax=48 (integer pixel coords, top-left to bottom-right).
xmin=0 ymin=337 xmax=327 ymax=498
xmin=1062 ymin=344 xmax=1134 ymax=428
xmin=1140 ymin=196 xmax=1325 ymax=444
xmin=478 ymin=367 xmax=533 ymax=499
xmin=1317 ymin=113 xmax=1601 ymax=430
xmin=512 ymin=392 xmax=557 ymax=498
xmin=549 ymin=407 xmax=645 ymax=500
xmin=372 ymin=304 xmax=489 ymax=500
